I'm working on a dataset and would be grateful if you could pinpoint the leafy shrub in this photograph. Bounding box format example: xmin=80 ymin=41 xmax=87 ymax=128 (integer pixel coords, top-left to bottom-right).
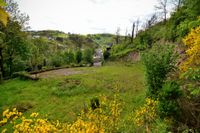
xmin=178 ymin=24 xmax=200 ymax=131
xmin=177 ymin=18 xmax=200 ymax=38
xmin=110 ymin=43 xmax=127 ymax=55
xmin=142 ymin=44 xmax=177 ymax=98
xmin=136 ymin=44 xmax=147 ymax=50
xmin=83 ymin=49 xmax=93 ymax=65
xmin=75 ymin=49 xmax=82 ymax=64
xmin=131 ymin=98 xmax=163 ymax=132
xmin=180 ymin=68 xmax=200 ymax=96
xmin=158 ymin=81 xmax=182 ymax=119
xmin=64 ymin=50 xmax=75 ymax=64
xmin=134 ymin=31 xmax=153 ymax=48
xmin=50 ymin=54 xmax=64 ymax=67
xmin=184 ymin=0 xmax=200 ymax=17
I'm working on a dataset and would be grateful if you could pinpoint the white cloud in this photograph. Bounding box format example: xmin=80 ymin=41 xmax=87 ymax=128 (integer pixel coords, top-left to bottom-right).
xmin=16 ymin=0 xmax=158 ymax=35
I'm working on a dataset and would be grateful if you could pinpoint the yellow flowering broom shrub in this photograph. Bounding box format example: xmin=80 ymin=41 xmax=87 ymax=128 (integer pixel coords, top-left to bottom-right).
xmin=178 ymin=24 xmax=200 ymax=130
xmin=0 ymin=108 xmax=58 ymax=133
xmin=0 ymin=0 xmax=9 ymax=26
xmin=179 ymin=24 xmax=200 ymax=95
xmin=132 ymin=98 xmax=158 ymax=131
xmin=0 ymin=94 xmax=122 ymax=133
xmin=180 ymin=25 xmax=200 ymax=72
xmin=64 ymin=94 xmax=122 ymax=133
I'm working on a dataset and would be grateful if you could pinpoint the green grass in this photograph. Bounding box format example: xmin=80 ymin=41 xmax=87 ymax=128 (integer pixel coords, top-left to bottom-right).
xmin=111 ymin=48 xmax=136 ymax=58
xmin=0 ymin=61 xmax=146 ymax=125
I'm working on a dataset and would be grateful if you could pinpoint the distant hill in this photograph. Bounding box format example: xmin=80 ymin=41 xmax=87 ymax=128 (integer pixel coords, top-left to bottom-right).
xmin=28 ymin=30 xmax=118 ymax=50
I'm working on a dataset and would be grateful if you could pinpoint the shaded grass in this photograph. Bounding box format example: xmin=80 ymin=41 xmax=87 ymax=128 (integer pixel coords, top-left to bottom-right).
xmin=0 ymin=61 xmax=146 ymax=126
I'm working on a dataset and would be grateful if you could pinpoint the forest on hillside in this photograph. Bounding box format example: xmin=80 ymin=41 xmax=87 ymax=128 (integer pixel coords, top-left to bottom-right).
xmin=0 ymin=0 xmax=200 ymax=132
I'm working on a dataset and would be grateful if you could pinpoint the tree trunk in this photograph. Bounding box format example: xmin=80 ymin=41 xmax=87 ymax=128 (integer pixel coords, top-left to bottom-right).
xmin=43 ymin=58 xmax=46 ymax=66
xmin=131 ymin=22 xmax=135 ymax=43
xmin=177 ymin=0 xmax=181 ymax=10
xmin=164 ymin=8 xmax=167 ymax=23
xmin=135 ymin=19 xmax=140 ymax=37
xmin=0 ymin=47 xmax=4 ymax=82
xmin=116 ymin=35 xmax=119 ymax=44
xmin=164 ymin=0 xmax=167 ymax=23
xmin=124 ymin=29 xmax=128 ymax=42
xmin=8 ymin=56 xmax=13 ymax=76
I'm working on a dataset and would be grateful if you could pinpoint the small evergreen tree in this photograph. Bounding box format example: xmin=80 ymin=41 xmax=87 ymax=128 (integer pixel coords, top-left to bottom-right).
xmin=75 ymin=49 xmax=82 ymax=64
xmin=65 ymin=50 xmax=75 ymax=64
xmin=83 ymin=49 xmax=93 ymax=65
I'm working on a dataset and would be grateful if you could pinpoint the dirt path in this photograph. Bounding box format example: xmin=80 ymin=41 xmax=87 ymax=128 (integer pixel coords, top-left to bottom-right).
xmin=31 ymin=68 xmax=82 ymax=79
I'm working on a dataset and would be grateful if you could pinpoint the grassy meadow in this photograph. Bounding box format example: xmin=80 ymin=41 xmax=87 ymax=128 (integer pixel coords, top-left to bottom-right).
xmin=0 ymin=61 xmax=146 ymax=131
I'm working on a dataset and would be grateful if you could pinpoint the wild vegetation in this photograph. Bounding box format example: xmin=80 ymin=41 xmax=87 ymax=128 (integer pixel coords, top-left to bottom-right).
xmin=0 ymin=0 xmax=200 ymax=132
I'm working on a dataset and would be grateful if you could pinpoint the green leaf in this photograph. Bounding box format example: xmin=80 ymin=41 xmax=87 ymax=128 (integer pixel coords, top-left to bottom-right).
xmin=0 ymin=0 xmax=6 ymax=6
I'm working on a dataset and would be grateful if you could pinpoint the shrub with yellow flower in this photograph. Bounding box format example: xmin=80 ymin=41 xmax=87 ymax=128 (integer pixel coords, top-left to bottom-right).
xmin=180 ymin=25 xmax=200 ymax=72
xmin=0 ymin=93 xmax=123 ymax=133
xmin=132 ymin=98 xmax=158 ymax=132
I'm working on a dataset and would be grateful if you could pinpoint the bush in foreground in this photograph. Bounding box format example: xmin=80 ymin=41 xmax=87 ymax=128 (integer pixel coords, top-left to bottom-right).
xmin=142 ymin=44 xmax=177 ymax=98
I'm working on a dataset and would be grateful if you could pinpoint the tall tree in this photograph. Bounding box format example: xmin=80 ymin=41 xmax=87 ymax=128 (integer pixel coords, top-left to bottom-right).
xmin=30 ymin=37 xmax=49 ymax=70
xmin=0 ymin=0 xmax=9 ymax=81
xmin=1 ymin=0 xmax=30 ymax=76
xmin=145 ymin=14 xmax=158 ymax=29
xmin=4 ymin=21 xmax=30 ymax=76
xmin=135 ymin=19 xmax=140 ymax=37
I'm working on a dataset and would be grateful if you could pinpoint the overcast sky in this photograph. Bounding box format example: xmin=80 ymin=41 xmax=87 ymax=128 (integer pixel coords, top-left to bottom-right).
xmin=16 ymin=0 xmax=159 ymax=35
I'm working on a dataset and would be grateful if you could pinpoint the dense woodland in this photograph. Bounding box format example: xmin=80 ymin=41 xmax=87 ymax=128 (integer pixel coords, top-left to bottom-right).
xmin=0 ymin=0 xmax=200 ymax=132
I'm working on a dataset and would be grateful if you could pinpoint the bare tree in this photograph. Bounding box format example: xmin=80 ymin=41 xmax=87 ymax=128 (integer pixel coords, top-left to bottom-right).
xmin=170 ymin=0 xmax=183 ymax=10
xmin=115 ymin=27 xmax=120 ymax=44
xmin=4 ymin=0 xmax=30 ymax=30
xmin=155 ymin=0 xmax=168 ymax=22
xmin=142 ymin=14 xmax=158 ymax=30
xmin=135 ymin=18 xmax=140 ymax=37
xmin=147 ymin=14 xmax=158 ymax=28
xmin=124 ymin=28 xmax=128 ymax=42
xmin=131 ymin=22 xmax=135 ymax=43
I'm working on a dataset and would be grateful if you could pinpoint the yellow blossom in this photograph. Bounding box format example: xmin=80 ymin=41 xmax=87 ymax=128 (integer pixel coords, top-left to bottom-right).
xmin=2 ymin=109 xmax=9 ymax=117
xmin=30 ymin=112 xmax=39 ymax=118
